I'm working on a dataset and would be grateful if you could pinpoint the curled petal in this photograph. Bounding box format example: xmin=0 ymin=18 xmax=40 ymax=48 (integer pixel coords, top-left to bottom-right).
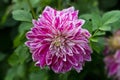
xmin=62 ymin=6 xmax=75 ymax=13
xmin=73 ymin=63 xmax=83 ymax=73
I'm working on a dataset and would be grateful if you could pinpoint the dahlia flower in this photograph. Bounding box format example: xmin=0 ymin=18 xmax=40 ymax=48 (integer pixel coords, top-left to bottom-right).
xmin=104 ymin=50 xmax=120 ymax=80
xmin=25 ymin=6 xmax=92 ymax=73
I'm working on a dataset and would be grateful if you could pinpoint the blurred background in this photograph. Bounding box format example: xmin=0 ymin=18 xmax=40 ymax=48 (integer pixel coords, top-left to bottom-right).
xmin=0 ymin=0 xmax=120 ymax=80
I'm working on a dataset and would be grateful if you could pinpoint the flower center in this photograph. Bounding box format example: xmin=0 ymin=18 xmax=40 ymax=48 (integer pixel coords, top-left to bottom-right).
xmin=109 ymin=36 xmax=120 ymax=49
xmin=53 ymin=36 xmax=65 ymax=47
xmin=50 ymin=34 xmax=76 ymax=58
xmin=54 ymin=41 xmax=61 ymax=47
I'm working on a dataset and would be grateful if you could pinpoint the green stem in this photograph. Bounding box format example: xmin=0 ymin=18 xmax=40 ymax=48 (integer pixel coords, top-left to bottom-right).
xmin=27 ymin=0 xmax=36 ymax=19
xmin=92 ymin=29 xmax=99 ymax=37
xmin=89 ymin=29 xmax=100 ymax=41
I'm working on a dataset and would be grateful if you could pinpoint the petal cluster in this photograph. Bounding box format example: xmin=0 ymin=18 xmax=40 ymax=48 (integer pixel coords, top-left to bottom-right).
xmin=104 ymin=50 xmax=120 ymax=80
xmin=25 ymin=6 xmax=92 ymax=73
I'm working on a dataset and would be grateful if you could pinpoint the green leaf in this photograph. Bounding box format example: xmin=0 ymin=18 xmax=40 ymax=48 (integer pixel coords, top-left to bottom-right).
xmin=5 ymin=67 xmax=17 ymax=80
xmin=83 ymin=20 xmax=92 ymax=33
xmin=14 ymin=22 xmax=32 ymax=47
xmin=91 ymin=13 xmax=102 ymax=31
xmin=12 ymin=0 xmax=30 ymax=11
xmin=30 ymin=0 xmax=41 ymax=8
xmin=13 ymin=32 xmax=25 ymax=47
xmin=9 ymin=44 xmax=29 ymax=66
xmin=5 ymin=65 xmax=25 ymax=80
xmin=90 ymin=37 xmax=98 ymax=42
xmin=16 ymin=65 xmax=25 ymax=78
xmin=80 ymin=13 xmax=102 ymax=32
xmin=8 ymin=52 xmax=19 ymax=66
xmin=99 ymin=25 xmax=111 ymax=31
xmin=15 ymin=44 xmax=30 ymax=64
xmin=102 ymin=10 xmax=120 ymax=25
xmin=79 ymin=14 xmax=93 ymax=33
xmin=110 ymin=20 xmax=120 ymax=32
xmin=29 ymin=70 xmax=48 ymax=80
xmin=18 ymin=22 xmax=32 ymax=33
xmin=12 ymin=10 xmax=32 ymax=22
xmin=79 ymin=14 xmax=92 ymax=20
xmin=94 ymin=31 xmax=105 ymax=36
xmin=90 ymin=37 xmax=104 ymax=53
xmin=91 ymin=42 xmax=102 ymax=53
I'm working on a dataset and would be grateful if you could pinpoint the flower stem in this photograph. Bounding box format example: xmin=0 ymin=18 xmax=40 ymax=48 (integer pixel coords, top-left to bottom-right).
xmin=27 ymin=0 xmax=36 ymax=19
xmin=92 ymin=29 xmax=100 ymax=37
xmin=89 ymin=29 xmax=100 ymax=42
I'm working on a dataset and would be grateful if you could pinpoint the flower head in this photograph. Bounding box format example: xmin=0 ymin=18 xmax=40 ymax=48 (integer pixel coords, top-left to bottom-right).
xmin=104 ymin=30 xmax=120 ymax=79
xmin=25 ymin=6 xmax=92 ymax=73
xmin=104 ymin=50 xmax=120 ymax=80
xmin=104 ymin=30 xmax=120 ymax=55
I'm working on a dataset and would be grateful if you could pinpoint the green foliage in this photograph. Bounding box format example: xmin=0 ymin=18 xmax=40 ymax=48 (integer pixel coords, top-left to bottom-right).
xmin=18 ymin=22 xmax=32 ymax=33
xmin=12 ymin=10 xmax=32 ymax=22
xmin=81 ymin=10 xmax=120 ymax=54
xmin=13 ymin=22 xmax=32 ymax=47
xmin=8 ymin=44 xmax=30 ymax=66
xmin=99 ymin=25 xmax=111 ymax=31
xmin=100 ymin=11 xmax=120 ymax=31
xmin=90 ymin=37 xmax=105 ymax=53
xmin=5 ymin=65 xmax=25 ymax=80
xmin=102 ymin=10 xmax=120 ymax=25
xmin=29 ymin=70 xmax=48 ymax=80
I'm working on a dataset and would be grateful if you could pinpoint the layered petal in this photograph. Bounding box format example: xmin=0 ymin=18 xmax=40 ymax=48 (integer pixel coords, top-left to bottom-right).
xmin=25 ymin=6 xmax=92 ymax=73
